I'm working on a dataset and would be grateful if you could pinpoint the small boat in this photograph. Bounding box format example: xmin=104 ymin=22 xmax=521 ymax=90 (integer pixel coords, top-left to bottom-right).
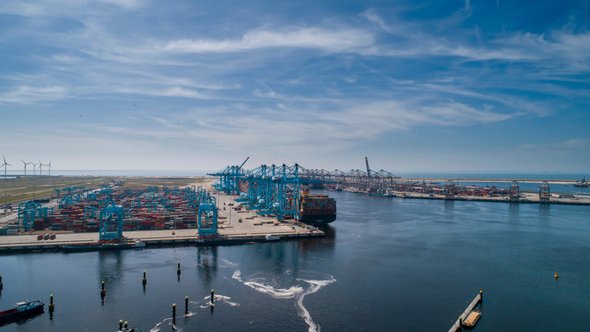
xmin=0 ymin=300 xmax=44 ymax=326
xmin=265 ymin=234 xmax=280 ymax=241
xmin=461 ymin=308 xmax=481 ymax=329
xmin=574 ymin=178 xmax=589 ymax=187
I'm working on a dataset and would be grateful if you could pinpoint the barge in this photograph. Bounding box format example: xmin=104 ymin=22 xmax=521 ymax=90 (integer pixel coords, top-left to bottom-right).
xmin=0 ymin=301 xmax=44 ymax=326
xmin=63 ymin=238 xmax=145 ymax=252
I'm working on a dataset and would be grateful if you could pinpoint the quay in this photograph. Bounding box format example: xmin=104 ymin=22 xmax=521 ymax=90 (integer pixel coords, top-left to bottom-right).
xmin=449 ymin=290 xmax=483 ymax=332
xmin=0 ymin=191 xmax=323 ymax=254
xmin=299 ymin=158 xmax=590 ymax=206
xmin=387 ymin=191 xmax=590 ymax=206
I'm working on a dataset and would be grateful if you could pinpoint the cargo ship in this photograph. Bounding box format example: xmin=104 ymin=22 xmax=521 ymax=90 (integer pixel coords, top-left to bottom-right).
xmin=63 ymin=238 xmax=146 ymax=252
xmin=0 ymin=301 xmax=44 ymax=326
xmin=299 ymin=190 xmax=336 ymax=224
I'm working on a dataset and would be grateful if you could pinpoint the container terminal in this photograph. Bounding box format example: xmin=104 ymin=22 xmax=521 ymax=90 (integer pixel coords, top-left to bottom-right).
xmin=1 ymin=158 xmax=589 ymax=253
xmin=0 ymin=161 xmax=331 ymax=253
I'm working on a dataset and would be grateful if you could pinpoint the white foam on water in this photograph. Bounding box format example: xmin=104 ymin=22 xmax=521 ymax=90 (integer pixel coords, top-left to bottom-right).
xmin=150 ymin=317 xmax=179 ymax=332
xmin=219 ymin=257 xmax=239 ymax=268
xmin=232 ymin=270 xmax=336 ymax=331
xmin=296 ymin=277 xmax=337 ymax=332
xmin=203 ymin=294 xmax=240 ymax=307
xmin=232 ymin=270 xmax=303 ymax=299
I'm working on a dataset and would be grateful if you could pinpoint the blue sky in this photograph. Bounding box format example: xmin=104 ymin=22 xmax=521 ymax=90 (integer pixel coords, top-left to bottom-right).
xmin=0 ymin=0 xmax=589 ymax=173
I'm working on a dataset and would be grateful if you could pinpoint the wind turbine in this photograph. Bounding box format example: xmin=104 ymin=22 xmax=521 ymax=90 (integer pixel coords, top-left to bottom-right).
xmin=31 ymin=162 xmax=37 ymax=176
xmin=1 ymin=155 xmax=11 ymax=177
xmin=47 ymin=161 xmax=52 ymax=176
xmin=38 ymin=160 xmax=44 ymax=176
xmin=21 ymin=159 xmax=28 ymax=176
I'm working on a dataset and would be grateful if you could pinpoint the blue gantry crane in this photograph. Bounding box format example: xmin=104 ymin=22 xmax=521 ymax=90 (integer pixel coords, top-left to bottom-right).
xmin=208 ymin=157 xmax=249 ymax=195
xmin=197 ymin=188 xmax=218 ymax=235
xmin=99 ymin=204 xmax=125 ymax=241
xmin=226 ymin=163 xmax=301 ymax=221
xmin=17 ymin=201 xmax=54 ymax=231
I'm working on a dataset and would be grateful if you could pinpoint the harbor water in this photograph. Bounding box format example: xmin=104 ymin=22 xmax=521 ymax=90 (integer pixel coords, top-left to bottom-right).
xmin=1 ymin=190 xmax=590 ymax=331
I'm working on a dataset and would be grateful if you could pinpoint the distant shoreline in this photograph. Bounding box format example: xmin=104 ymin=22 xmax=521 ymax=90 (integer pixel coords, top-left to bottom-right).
xmin=400 ymin=178 xmax=579 ymax=185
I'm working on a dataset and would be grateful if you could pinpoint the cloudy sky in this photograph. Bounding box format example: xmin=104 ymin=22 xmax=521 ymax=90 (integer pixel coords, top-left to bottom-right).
xmin=0 ymin=0 xmax=589 ymax=173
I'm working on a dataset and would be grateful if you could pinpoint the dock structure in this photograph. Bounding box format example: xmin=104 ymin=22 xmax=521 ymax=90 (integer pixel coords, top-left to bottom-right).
xmin=299 ymin=166 xmax=590 ymax=206
xmin=449 ymin=290 xmax=483 ymax=332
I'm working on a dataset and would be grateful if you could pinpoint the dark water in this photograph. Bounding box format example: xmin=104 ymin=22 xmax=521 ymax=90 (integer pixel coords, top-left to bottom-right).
xmin=1 ymin=191 xmax=590 ymax=331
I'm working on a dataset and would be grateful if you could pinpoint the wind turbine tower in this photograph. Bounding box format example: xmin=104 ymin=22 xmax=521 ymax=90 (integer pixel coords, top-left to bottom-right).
xmin=1 ymin=155 xmax=11 ymax=178
xmin=31 ymin=162 xmax=37 ymax=176
xmin=39 ymin=160 xmax=44 ymax=176
xmin=21 ymin=160 xmax=28 ymax=176
xmin=48 ymin=161 xmax=52 ymax=176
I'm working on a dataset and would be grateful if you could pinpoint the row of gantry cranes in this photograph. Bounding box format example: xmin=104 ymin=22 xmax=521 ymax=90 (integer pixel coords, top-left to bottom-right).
xmin=206 ymin=157 xmax=399 ymax=222
xmin=208 ymin=157 xmax=557 ymax=205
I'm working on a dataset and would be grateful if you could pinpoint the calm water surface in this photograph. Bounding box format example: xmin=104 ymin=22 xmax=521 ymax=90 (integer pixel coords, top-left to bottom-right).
xmin=1 ymin=191 xmax=589 ymax=331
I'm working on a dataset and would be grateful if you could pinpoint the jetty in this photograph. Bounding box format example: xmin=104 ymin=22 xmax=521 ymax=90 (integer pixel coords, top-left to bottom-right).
xmin=449 ymin=290 xmax=483 ymax=332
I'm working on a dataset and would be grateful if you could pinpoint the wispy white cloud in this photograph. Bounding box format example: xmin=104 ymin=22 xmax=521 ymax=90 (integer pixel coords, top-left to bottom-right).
xmin=81 ymin=97 xmax=516 ymax=155
xmin=359 ymin=9 xmax=589 ymax=66
xmin=464 ymin=0 xmax=472 ymax=15
xmin=98 ymin=0 xmax=144 ymax=9
xmin=0 ymin=85 xmax=68 ymax=104
xmin=494 ymin=30 xmax=590 ymax=70
xmin=112 ymin=86 xmax=210 ymax=99
xmin=518 ymin=138 xmax=590 ymax=151
xmin=0 ymin=0 xmax=144 ymax=17
xmin=163 ymin=27 xmax=375 ymax=53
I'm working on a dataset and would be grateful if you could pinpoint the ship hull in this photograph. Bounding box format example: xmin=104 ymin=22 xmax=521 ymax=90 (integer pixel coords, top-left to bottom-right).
xmin=300 ymin=214 xmax=336 ymax=224
xmin=63 ymin=241 xmax=146 ymax=252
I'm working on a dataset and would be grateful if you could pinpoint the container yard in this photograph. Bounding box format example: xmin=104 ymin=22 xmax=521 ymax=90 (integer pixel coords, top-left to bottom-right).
xmin=0 ymin=175 xmax=324 ymax=253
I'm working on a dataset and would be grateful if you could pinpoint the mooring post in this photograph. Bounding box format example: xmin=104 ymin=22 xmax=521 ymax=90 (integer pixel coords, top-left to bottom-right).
xmin=480 ymin=289 xmax=483 ymax=302
xmin=142 ymin=270 xmax=147 ymax=287
xmin=49 ymin=294 xmax=55 ymax=313
xmin=0 ymin=274 xmax=3 ymax=290
xmin=118 ymin=320 xmax=123 ymax=330
xmin=101 ymin=280 xmax=106 ymax=298
xmin=210 ymin=289 xmax=215 ymax=305
xmin=177 ymin=263 xmax=181 ymax=275
xmin=124 ymin=321 xmax=128 ymax=329
xmin=172 ymin=303 xmax=177 ymax=319
xmin=185 ymin=296 xmax=189 ymax=315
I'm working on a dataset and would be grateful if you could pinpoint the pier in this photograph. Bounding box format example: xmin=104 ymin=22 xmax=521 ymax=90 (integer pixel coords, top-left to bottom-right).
xmin=449 ymin=290 xmax=483 ymax=332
